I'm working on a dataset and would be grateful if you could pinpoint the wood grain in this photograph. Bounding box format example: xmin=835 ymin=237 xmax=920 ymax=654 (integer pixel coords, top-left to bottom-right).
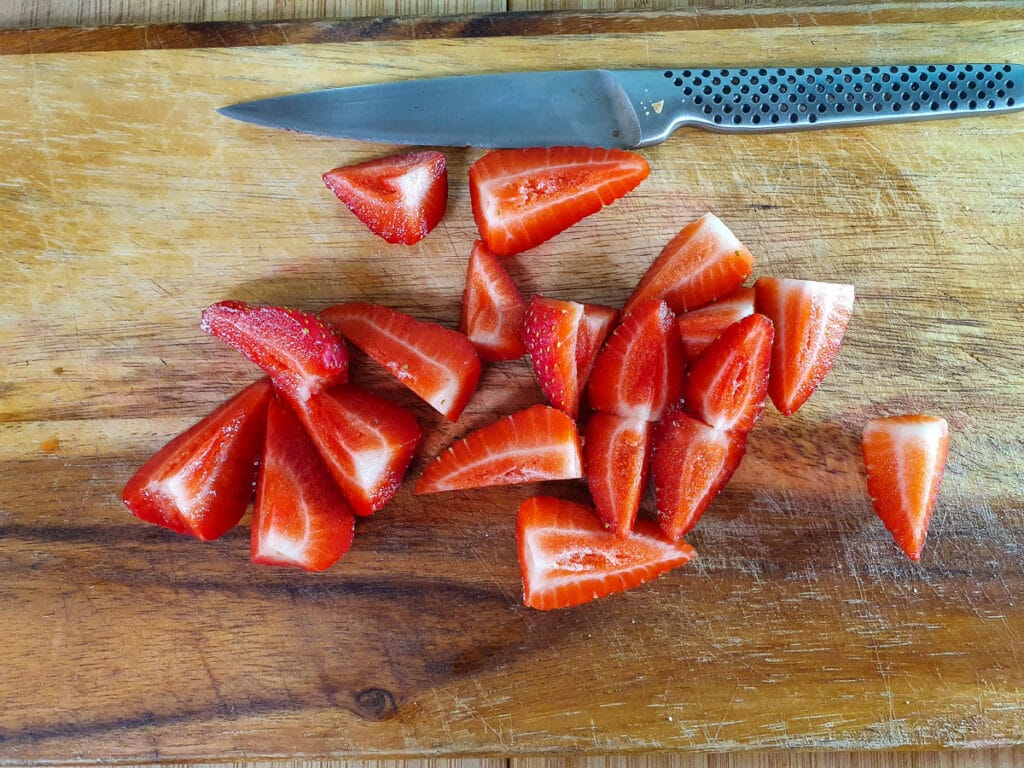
xmin=0 ymin=1 xmax=505 ymax=29
xmin=4 ymin=3 xmax=1024 ymax=54
xmin=2 ymin=4 xmax=1024 ymax=766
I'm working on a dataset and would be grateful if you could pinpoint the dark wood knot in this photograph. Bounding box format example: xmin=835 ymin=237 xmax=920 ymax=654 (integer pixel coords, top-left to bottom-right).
xmin=353 ymin=687 xmax=398 ymax=720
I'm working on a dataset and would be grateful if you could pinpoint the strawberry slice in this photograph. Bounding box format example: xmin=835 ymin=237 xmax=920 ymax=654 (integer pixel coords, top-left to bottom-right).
xmin=624 ymin=213 xmax=754 ymax=315
xmin=584 ymin=413 xmax=650 ymax=538
xmin=522 ymin=297 xmax=584 ymax=416
xmin=293 ymin=383 xmax=422 ymax=516
xmin=323 ymin=150 xmax=447 ymax=245
xmin=460 ymin=240 xmax=527 ymax=362
xmin=862 ymin=414 xmax=949 ymax=561
xmin=517 ymin=496 xmax=696 ymax=610
xmin=201 ymin=301 xmax=348 ymax=403
xmin=677 ymin=286 xmax=755 ymax=361
xmin=122 ymin=379 xmax=273 ymax=540
xmin=469 ymin=146 xmax=650 ymax=256
xmin=415 ymin=405 xmax=582 ymax=494
xmin=586 ymin=300 xmax=684 ymax=422
xmin=522 ymin=296 xmax=618 ymax=418
xmin=321 ymin=302 xmax=481 ymax=422
xmin=754 ymin=277 xmax=855 ymax=416
xmin=252 ymin=398 xmax=355 ymax=571
xmin=651 ymin=408 xmax=747 ymax=540
xmin=576 ymin=303 xmax=619 ymax=388
xmin=683 ymin=313 xmax=774 ymax=433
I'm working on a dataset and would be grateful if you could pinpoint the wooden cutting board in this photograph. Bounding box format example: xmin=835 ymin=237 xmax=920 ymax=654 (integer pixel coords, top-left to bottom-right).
xmin=2 ymin=5 xmax=1023 ymax=764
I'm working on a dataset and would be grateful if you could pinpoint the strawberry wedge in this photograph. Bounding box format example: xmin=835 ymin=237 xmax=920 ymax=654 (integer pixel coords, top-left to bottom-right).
xmin=252 ymin=398 xmax=356 ymax=571
xmin=651 ymin=408 xmax=747 ymax=541
xmin=517 ymin=496 xmax=697 ymax=610
xmin=323 ymin=150 xmax=447 ymax=245
xmin=677 ymin=286 xmax=755 ymax=361
xmin=522 ymin=296 xmax=618 ymax=418
xmin=577 ymin=303 xmax=620 ymax=388
xmin=469 ymin=146 xmax=650 ymax=256
xmin=862 ymin=414 xmax=949 ymax=561
xmin=321 ymin=302 xmax=481 ymax=422
xmin=201 ymin=302 xmax=348 ymax=403
xmin=415 ymin=405 xmax=583 ymax=494
xmin=460 ymin=240 xmax=528 ymax=362
xmin=586 ymin=299 xmax=684 ymax=422
xmin=122 ymin=378 xmax=273 ymax=540
xmin=683 ymin=313 xmax=774 ymax=433
xmin=584 ymin=413 xmax=650 ymax=538
xmin=754 ymin=277 xmax=855 ymax=416
xmin=294 ymin=383 xmax=422 ymax=516
xmin=624 ymin=213 xmax=754 ymax=315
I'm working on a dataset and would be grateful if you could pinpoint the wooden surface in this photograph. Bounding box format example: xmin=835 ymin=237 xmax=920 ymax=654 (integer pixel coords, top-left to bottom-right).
xmin=2 ymin=4 xmax=1024 ymax=767
xmin=0 ymin=1 xmax=906 ymax=31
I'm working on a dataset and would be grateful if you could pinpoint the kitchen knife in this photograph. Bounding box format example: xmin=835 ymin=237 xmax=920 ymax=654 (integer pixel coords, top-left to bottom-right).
xmin=219 ymin=64 xmax=1024 ymax=148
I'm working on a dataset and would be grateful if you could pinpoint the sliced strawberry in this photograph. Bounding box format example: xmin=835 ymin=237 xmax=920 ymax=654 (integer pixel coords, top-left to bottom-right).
xmin=252 ymin=398 xmax=355 ymax=571
xmin=576 ymin=303 xmax=619 ymax=389
xmin=754 ymin=277 xmax=855 ymax=416
xmin=517 ymin=496 xmax=696 ymax=610
xmin=584 ymin=413 xmax=650 ymax=538
xmin=586 ymin=300 xmax=684 ymax=422
xmin=624 ymin=213 xmax=754 ymax=315
xmin=293 ymin=383 xmax=422 ymax=516
xmin=522 ymin=296 xmax=584 ymax=416
xmin=460 ymin=240 xmax=527 ymax=362
xmin=321 ymin=302 xmax=481 ymax=422
xmin=201 ymin=301 xmax=348 ymax=403
xmin=323 ymin=150 xmax=447 ymax=245
xmin=415 ymin=405 xmax=582 ymax=494
xmin=122 ymin=379 xmax=272 ymax=540
xmin=521 ymin=297 xmax=618 ymax=418
xmin=469 ymin=146 xmax=650 ymax=256
xmin=862 ymin=415 xmax=949 ymax=561
xmin=683 ymin=313 xmax=774 ymax=433
xmin=651 ymin=408 xmax=747 ymax=540
xmin=677 ymin=286 xmax=755 ymax=361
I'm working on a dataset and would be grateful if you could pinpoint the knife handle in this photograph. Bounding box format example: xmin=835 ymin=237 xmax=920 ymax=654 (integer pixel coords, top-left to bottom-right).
xmin=628 ymin=63 xmax=1024 ymax=143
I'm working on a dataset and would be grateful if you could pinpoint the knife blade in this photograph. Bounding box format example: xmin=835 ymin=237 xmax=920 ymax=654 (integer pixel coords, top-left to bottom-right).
xmin=219 ymin=64 xmax=1024 ymax=148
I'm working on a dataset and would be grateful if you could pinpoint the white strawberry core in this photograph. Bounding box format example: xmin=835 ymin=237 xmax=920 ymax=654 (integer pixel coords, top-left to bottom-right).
xmin=396 ymin=166 xmax=433 ymax=209
xmin=351 ymin=447 xmax=389 ymax=491
xmin=157 ymin=472 xmax=198 ymax=520
xmin=259 ymin=526 xmax=309 ymax=566
xmin=865 ymin=418 xmax=947 ymax=526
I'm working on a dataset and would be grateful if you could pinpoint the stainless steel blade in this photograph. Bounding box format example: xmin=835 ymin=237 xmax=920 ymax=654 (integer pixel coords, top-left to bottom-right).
xmin=218 ymin=70 xmax=643 ymax=148
xmin=219 ymin=64 xmax=1024 ymax=148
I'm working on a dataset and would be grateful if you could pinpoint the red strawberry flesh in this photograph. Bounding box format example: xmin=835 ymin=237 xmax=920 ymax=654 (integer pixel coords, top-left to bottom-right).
xmin=624 ymin=213 xmax=753 ymax=315
xmin=252 ymin=398 xmax=356 ymax=571
xmin=683 ymin=313 xmax=774 ymax=433
xmin=517 ymin=496 xmax=696 ymax=610
xmin=293 ymin=383 xmax=422 ymax=516
xmin=584 ymin=413 xmax=650 ymax=538
xmin=586 ymin=299 xmax=684 ymax=422
xmin=862 ymin=414 xmax=949 ymax=561
xmin=651 ymin=408 xmax=747 ymax=540
xmin=469 ymin=146 xmax=650 ymax=256
xmin=321 ymin=302 xmax=481 ymax=422
xmin=460 ymin=239 xmax=527 ymax=362
xmin=677 ymin=286 xmax=755 ymax=361
xmin=323 ymin=150 xmax=447 ymax=245
xmin=754 ymin=277 xmax=854 ymax=416
xmin=201 ymin=301 xmax=348 ymax=403
xmin=415 ymin=404 xmax=583 ymax=494
xmin=122 ymin=378 xmax=273 ymax=540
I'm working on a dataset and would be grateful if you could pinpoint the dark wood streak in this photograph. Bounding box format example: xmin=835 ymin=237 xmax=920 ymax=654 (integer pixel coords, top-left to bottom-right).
xmin=0 ymin=696 xmax=307 ymax=747
xmin=0 ymin=3 xmax=1020 ymax=55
